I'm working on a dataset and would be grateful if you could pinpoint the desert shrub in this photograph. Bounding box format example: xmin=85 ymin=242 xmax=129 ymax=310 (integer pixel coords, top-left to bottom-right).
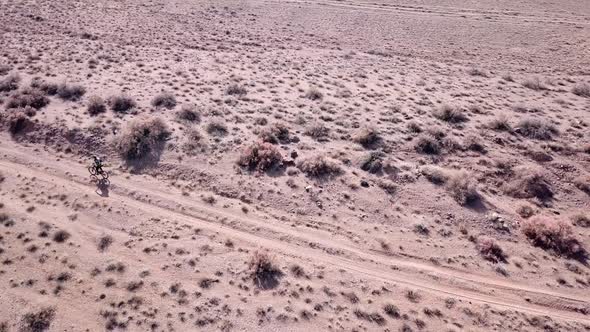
xmin=249 ymin=251 xmax=282 ymax=289
xmin=515 ymin=118 xmax=557 ymax=140
xmin=109 ymin=94 xmax=136 ymax=113
xmin=114 ymin=117 xmax=170 ymax=160
xmin=574 ymin=177 xmax=590 ymax=195
xmin=237 ymin=141 xmax=283 ymax=172
xmin=353 ymin=127 xmax=380 ymax=148
xmin=505 ymin=167 xmax=553 ymax=200
xmin=383 ymin=303 xmax=400 ymax=318
xmin=7 ymin=111 xmax=34 ymax=135
xmin=53 ymin=230 xmax=70 ymax=243
xmin=468 ymin=68 xmax=488 ymax=77
xmin=226 ymin=83 xmax=247 ymax=96
xmin=476 ymin=236 xmax=506 ymax=263
xmin=433 ymin=105 xmax=467 ymax=123
xmin=176 ymin=104 xmax=200 ymax=123
xmin=0 ymin=64 xmax=10 ymax=75
xmin=6 ymin=87 xmax=49 ymax=109
xmin=360 ymin=151 xmax=384 ymax=174
xmin=98 ymin=235 xmax=113 ymax=252
xmin=463 ymin=135 xmax=486 ymax=153
xmin=407 ymin=121 xmax=422 ymax=133
xmin=421 ymin=165 xmax=448 ymax=185
xmin=20 ymin=307 xmax=55 ymax=332
xmin=259 ymin=123 xmax=290 ymax=144
xmin=206 ymin=120 xmax=228 ymax=136
xmin=304 ymin=122 xmax=329 ymax=140
xmin=305 ymin=87 xmax=323 ymax=101
xmin=0 ymin=73 xmax=20 ymax=92
xmin=414 ymin=134 xmax=441 ymax=154
xmin=87 ymin=95 xmax=106 ymax=115
xmin=297 ymin=155 xmax=342 ymax=178
xmin=517 ymin=205 xmax=535 ymax=218
xmin=56 ymin=82 xmax=86 ymax=101
xmin=446 ymin=170 xmax=479 ymax=205
xmin=522 ymin=217 xmax=585 ymax=258
xmin=522 ymin=77 xmax=546 ymax=91
xmin=572 ymin=83 xmax=590 ymax=98
xmin=30 ymin=78 xmax=58 ymax=95
xmin=572 ymin=214 xmax=590 ymax=228
xmin=151 ymin=92 xmax=176 ymax=109
xmin=489 ymin=115 xmax=511 ymax=131
xmin=183 ymin=127 xmax=203 ymax=154
xmin=353 ymin=310 xmax=386 ymax=326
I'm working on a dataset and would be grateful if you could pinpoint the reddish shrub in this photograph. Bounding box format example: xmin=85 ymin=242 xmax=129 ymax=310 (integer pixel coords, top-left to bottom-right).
xmin=476 ymin=236 xmax=506 ymax=263
xmin=522 ymin=217 xmax=586 ymax=259
xmin=238 ymin=141 xmax=283 ymax=172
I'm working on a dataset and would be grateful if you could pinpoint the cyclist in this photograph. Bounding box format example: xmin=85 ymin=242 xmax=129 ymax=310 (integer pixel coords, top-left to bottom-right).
xmin=92 ymin=155 xmax=105 ymax=174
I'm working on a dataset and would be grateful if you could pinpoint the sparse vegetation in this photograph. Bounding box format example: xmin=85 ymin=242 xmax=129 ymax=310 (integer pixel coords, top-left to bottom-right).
xmin=522 ymin=77 xmax=546 ymax=91
xmin=0 ymin=73 xmax=20 ymax=92
xmin=505 ymin=167 xmax=553 ymax=200
xmin=56 ymin=82 xmax=86 ymax=101
xmin=87 ymin=95 xmax=106 ymax=115
xmin=383 ymin=304 xmax=400 ymax=318
xmin=248 ymin=251 xmax=282 ymax=289
xmin=522 ymin=217 xmax=586 ymax=259
xmin=305 ymin=87 xmax=323 ymax=101
xmin=304 ymin=123 xmax=329 ymax=140
xmin=52 ymin=230 xmax=70 ymax=243
xmin=226 ymin=83 xmax=247 ymax=96
xmin=151 ymin=92 xmax=177 ymax=109
xmin=414 ymin=134 xmax=441 ymax=154
xmin=206 ymin=120 xmax=228 ymax=136
xmin=572 ymin=83 xmax=590 ymax=97
xmin=353 ymin=127 xmax=381 ymax=148
xmin=20 ymin=307 xmax=55 ymax=332
xmin=114 ymin=117 xmax=170 ymax=160
xmin=433 ymin=105 xmax=467 ymax=123
xmin=259 ymin=123 xmax=290 ymax=144
xmin=6 ymin=87 xmax=49 ymax=109
xmin=109 ymin=94 xmax=136 ymax=113
xmin=489 ymin=115 xmax=511 ymax=131
xmin=297 ymin=155 xmax=342 ymax=178
xmin=515 ymin=118 xmax=557 ymax=140
xmin=176 ymin=104 xmax=200 ymax=123
xmin=445 ymin=170 xmax=479 ymax=205
xmin=7 ymin=111 xmax=33 ymax=135
xmin=476 ymin=236 xmax=506 ymax=263
xmin=237 ymin=141 xmax=283 ymax=172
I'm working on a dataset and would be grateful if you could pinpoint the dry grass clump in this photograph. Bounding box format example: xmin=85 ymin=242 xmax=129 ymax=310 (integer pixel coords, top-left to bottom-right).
xmin=259 ymin=123 xmax=290 ymax=144
xmin=248 ymin=251 xmax=282 ymax=289
xmin=183 ymin=127 xmax=204 ymax=154
xmin=151 ymin=92 xmax=176 ymax=109
xmin=522 ymin=217 xmax=586 ymax=259
xmin=360 ymin=151 xmax=384 ymax=174
xmin=414 ymin=134 xmax=441 ymax=154
xmin=206 ymin=120 xmax=228 ymax=136
xmin=467 ymin=68 xmax=488 ymax=77
xmin=0 ymin=73 xmax=20 ymax=92
xmin=297 ymin=155 xmax=342 ymax=178
xmin=433 ymin=105 xmax=467 ymax=123
xmin=6 ymin=87 xmax=49 ymax=109
xmin=489 ymin=115 xmax=511 ymax=131
xmin=109 ymin=94 xmax=136 ymax=113
xmin=20 ymin=307 xmax=55 ymax=332
xmin=30 ymin=78 xmax=58 ymax=95
xmin=353 ymin=310 xmax=386 ymax=326
xmin=237 ymin=141 xmax=283 ymax=172
xmin=446 ymin=170 xmax=479 ymax=205
xmin=420 ymin=165 xmax=448 ymax=185
xmin=226 ymin=83 xmax=247 ymax=96
xmin=383 ymin=303 xmax=400 ymax=318
xmin=353 ymin=127 xmax=381 ymax=148
xmin=505 ymin=167 xmax=553 ymax=200
xmin=515 ymin=118 xmax=558 ymax=140
xmin=305 ymin=87 xmax=323 ymax=100
xmin=87 ymin=95 xmax=106 ymax=115
xmin=572 ymin=214 xmax=590 ymax=228
xmin=522 ymin=77 xmax=546 ymax=91
xmin=52 ymin=230 xmax=70 ymax=243
xmin=114 ymin=117 xmax=170 ymax=160
xmin=56 ymin=82 xmax=86 ymax=101
xmin=304 ymin=122 xmax=329 ymax=140
xmin=574 ymin=177 xmax=590 ymax=195
xmin=476 ymin=236 xmax=506 ymax=263
xmin=176 ymin=104 xmax=200 ymax=123
xmin=572 ymin=83 xmax=590 ymax=98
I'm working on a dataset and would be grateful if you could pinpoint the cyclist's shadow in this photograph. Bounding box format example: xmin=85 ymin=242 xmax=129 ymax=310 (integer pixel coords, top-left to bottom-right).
xmin=95 ymin=178 xmax=110 ymax=197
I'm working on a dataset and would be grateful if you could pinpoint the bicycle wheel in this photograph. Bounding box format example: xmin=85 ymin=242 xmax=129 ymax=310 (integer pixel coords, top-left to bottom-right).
xmin=100 ymin=170 xmax=109 ymax=180
xmin=88 ymin=166 xmax=97 ymax=176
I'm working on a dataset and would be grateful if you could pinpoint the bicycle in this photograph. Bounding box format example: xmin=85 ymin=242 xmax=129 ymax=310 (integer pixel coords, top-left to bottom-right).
xmin=88 ymin=157 xmax=109 ymax=181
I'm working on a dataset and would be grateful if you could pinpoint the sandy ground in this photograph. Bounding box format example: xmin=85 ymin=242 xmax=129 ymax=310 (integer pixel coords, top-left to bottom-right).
xmin=0 ymin=0 xmax=589 ymax=331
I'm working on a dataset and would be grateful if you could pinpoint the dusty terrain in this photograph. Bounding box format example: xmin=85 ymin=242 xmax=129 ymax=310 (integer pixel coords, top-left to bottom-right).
xmin=1 ymin=0 xmax=590 ymax=331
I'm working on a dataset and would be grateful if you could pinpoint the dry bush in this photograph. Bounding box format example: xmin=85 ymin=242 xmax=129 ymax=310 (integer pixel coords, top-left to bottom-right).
xmin=226 ymin=84 xmax=247 ymax=96
xmin=20 ymin=307 xmax=55 ymax=332
xmin=574 ymin=177 xmax=590 ymax=195
xmin=53 ymin=230 xmax=70 ymax=243
xmin=522 ymin=77 xmax=546 ymax=91
xmin=445 ymin=170 xmax=479 ymax=205
xmin=383 ymin=303 xmax=400 ymax=318
xmin=572 ymin=83 xmax=590 ymax=98
xmin=305 ymin=87 xmax=323 ymax=100
xmin=353 ymin=127 xmax=381 ymax=148
xmin=183 ymin=127 xmax=203 ymax=154
xmin=505 ymin=167 xmax=553 ymax=200
xmin=515 ymin=118 xmax=558 ymax=140
xmin=468 ymin=68 xmax=488 ymax=77
xmin=407 ymin=121 xmax=422 ymax=133
xmin=360 ymin=151 xmax=384 ymax=174
xmin=421 ymin=165 xmax=448 ymax=185
xmin=517 ymin=205 xmax=535 ymax=219
xmin=0 ymin=73 xmax=20 ymax=92
xmin=206 ymin=120 xmax=228 ymax=136
xmin=489 ymin=115 xmax=511 ymax=131
xmin=237 ymin=141 xmax=283 ymax=172
xmin=114 ymin=117 xmax=170 ymax=160
xmin=6 ymin=87 xmax=49 ymax=109
xmin=463 ymin=135 xmax=486 ymax=153
xmin=297 ymin=155 xmax=342 ymax=178
xmin=56 ymin=82 xmax=85 ymax=101
xmin=30 ymin=78 xmax=58 ymax=95
xmin=7 ymin=111 xmax=34 ymax=136
xmin=151 ymin=92 xmax=176 ymax=109
xmin=176 ymin=104 xmax=200 ymax=123
xmin=109 ymin=94 xmax=136 ymax=113
xmin=249 ymin=251 xmax=282 ymax=289
xmin=0 ymin=64 xmax=10 ymax=75
xmin=353 ymin=309 xmax=386 ymax=326
xmin=304 ymin=122 xmax=329 ymax=140
xmin=414 ymin=134 xmax=441 ymax=154
xmin=522 ymin=217 xmax=586 ymax=259
xmin=259 ymin=123 xmax=290 ymax=144
xmin=572 ymin=214 xmax=590 ymax=228
xmin=476 ymin=236 xmax=506 ymax=263
xmin=87 ymin=95 xmax=106 ymax=116
xmin=433 ymin=105 xmax=467 ymax=123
